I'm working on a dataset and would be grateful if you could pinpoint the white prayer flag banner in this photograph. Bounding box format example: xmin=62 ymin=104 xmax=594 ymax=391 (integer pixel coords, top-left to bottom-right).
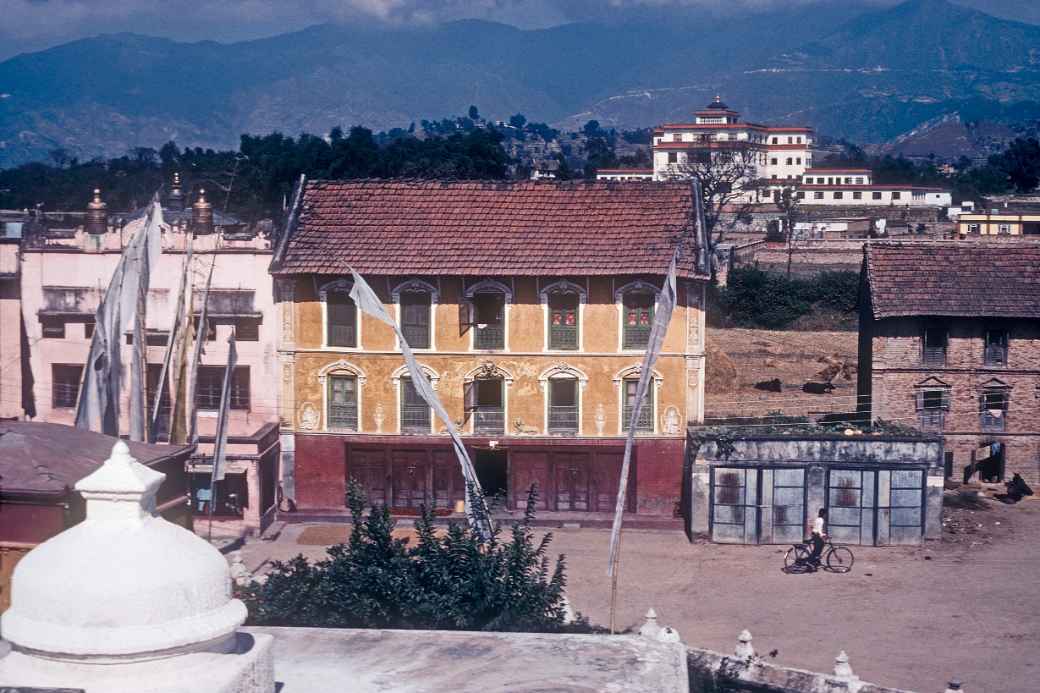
xmin=349 ymin=269 xmax=494 ymax=540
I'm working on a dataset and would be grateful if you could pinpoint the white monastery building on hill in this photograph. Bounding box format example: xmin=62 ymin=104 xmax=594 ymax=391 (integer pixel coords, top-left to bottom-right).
xmin=651 ymin=96 xmax=813 ymax=191
xmin=596 ymin=97 xmax=952 ymax=208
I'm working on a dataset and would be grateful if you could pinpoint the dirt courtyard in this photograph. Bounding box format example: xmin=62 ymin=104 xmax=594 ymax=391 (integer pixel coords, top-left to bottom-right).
xmin=241 ymin=496 xmax=1039 ymax=693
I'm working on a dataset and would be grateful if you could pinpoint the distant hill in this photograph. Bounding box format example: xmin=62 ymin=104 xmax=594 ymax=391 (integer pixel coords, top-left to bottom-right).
xmin=1 ymin=0 xmax=1039 ymax=167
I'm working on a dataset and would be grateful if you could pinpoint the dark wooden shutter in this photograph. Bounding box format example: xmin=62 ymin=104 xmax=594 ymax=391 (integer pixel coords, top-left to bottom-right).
xmin=458 ymin=298 xmax=471 ymax=336
xmin=327 ymin=292 xmax=356 ymax=347
xmin=463 ymin=380 xmax=476 ymax=423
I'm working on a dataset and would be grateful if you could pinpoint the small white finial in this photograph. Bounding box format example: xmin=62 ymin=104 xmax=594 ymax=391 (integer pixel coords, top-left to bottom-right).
xmin=639 ymin=607 xmax=661 ymax=639
xmin=75 ymin=440 xmax=166 ymax=523
xmin=735 ymin=629 xmax=755 ymax=660
xmin=834 ymin=650 xmax=856 ymax=679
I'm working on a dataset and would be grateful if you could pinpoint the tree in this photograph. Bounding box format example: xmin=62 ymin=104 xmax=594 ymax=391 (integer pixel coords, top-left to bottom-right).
xmin=468 ymin=105 xmax=480 ymax=121
xmin=661 ymin=147 xmax=762 ymax=254
xmin=995 ymin=137 xmax=1040 ymax=193
xmin=239 ymin=482 xmax=582 ymax=633
xmin=775 ymin=185 xmax=801 ymax=278
xmin=508 ymin=113 xmax=527 ymax=129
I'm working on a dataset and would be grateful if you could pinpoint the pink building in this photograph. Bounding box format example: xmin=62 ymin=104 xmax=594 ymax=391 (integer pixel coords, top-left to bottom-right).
xmin=17 ymin=183 xmax=280 ymax=534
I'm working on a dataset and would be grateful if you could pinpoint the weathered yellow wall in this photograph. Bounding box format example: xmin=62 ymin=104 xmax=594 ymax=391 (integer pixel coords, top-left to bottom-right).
xmin=289 ymin=274 xmax=703 ymax=437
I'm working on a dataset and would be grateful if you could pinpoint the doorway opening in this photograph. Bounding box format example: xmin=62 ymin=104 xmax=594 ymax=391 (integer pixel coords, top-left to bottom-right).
xmin=475 ymin=449 xmax=508 ymax=506
xmin=976 ymin=442 xmax=1005 ymax=483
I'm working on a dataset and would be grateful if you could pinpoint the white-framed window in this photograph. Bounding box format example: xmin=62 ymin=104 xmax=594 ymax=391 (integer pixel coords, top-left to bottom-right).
xmin=539 ymin=364 xmax=588 ymax=436
xmin=391 ymin=279 xmax=438 ymax=351
xmin=391 ymin=364 xmax=439 ymax=435
xmin=462 ymin=363 xmax=514 ymax=436
xmin=998 ymin=223 xmax=1011 ymax=235
xmin=540 ymin=280 xmax=587 ymax=352
xmin=319 ymin=279 xmax=359 ymax=350
xmin=613 ymin=365 xmax=663 ymax=435
xmin=318 ymin=360 xmax=367 ymax=432
xmin=462 ymin=279 xmax=511 ymax=351
xmin=615 ymin=280 xmax=660 ymax=351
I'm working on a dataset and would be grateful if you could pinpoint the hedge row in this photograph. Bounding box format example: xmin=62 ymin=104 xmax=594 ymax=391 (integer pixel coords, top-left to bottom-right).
xmin=711 ymin=267 xmax=860 ymax=329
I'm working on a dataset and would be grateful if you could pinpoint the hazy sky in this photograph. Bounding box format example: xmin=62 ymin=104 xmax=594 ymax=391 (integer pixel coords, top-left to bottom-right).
xmin=1 ymin=0 xmax=1038 ymax=61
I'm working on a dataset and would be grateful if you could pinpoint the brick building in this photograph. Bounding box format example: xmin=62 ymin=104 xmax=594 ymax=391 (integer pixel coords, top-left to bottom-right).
xmin=271 ymin=179 xmax=709 ymax=522
xmin=859 ymin=243 xmax=1040 ymax=485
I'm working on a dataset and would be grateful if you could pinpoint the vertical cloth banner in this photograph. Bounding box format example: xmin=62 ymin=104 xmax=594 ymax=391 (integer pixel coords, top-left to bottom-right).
xmin=188 ymin=259 xmax=216 ymax=444
xmin=210 ymin=332 xmax=238 ymax=485
xmin=349 ymin=270 xmax=494 ymax=540
xmin=76 ymin=198 xmax=163 ymax=435
xmin=150 ymin=245 xmax=192 ymax=443
xmin=607 ymin=245 xmax=680 ymax=577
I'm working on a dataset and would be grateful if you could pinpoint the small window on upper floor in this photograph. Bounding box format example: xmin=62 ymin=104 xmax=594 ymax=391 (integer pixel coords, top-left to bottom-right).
xmin=622 ymin=291 xmax=654 ymax=350
xmin=196 ymin=365 xmax=250 ymax=411
xmin=472 ymin=292 xmax=505 ymax=350
xmin=814 ymin=191 xmax=824 ymax=200
xmin=52 ymin=363 xmax=83 ymax=409
xmin=667 ymin=152 xmax=678 ymax=164
xmin=548 ymin=291 xmax=579 ymax=350
xmin=400 ymin=291 xmax=431 ymax=349
xmin=984 ymin=329 xmax=1008 ymax=366
xmin=892 ymin=192 xmax=902 ymax=200
xmin=872 ymin=191 xmax=883 ymax=200
xmin=327 ymin=289 xmax=357 ymax=348
xmin=922 ymin=327 xmax=947 ymax=367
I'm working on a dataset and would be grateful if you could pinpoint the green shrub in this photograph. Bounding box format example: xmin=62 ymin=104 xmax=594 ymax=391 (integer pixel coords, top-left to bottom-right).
xmin=712 ymin=267 xmax=860 ymax=329
xmin=239 ymin=482 xmax=583 ymax=633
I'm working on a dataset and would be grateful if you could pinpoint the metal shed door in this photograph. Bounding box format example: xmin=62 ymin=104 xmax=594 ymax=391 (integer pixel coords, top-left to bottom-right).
xmin=711 ymin=468 xmax=759 ymax=544
xmin=827 ymin=469 xmax=876 ymax=545
xmin=760 ymin=468 xmax=806 ymax=544
xmin=877 ymin=468 xmax=925 ymax=546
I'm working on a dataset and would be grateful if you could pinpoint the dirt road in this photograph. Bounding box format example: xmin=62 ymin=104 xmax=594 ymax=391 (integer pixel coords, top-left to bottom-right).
xmin=242 ymin=497 xmax=1038 ymax=693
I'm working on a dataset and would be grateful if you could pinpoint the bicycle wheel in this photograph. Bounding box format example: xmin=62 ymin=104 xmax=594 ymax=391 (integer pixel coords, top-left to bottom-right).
xmin=784 ymin=545 xmax=811 ymax=572
xmin=826 ymin=545 xmax=854 ymax=573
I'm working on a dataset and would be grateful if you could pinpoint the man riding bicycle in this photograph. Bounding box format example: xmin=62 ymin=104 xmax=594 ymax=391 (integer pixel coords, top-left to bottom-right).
xmin=808 ymin=508 xmax=827 ymax=569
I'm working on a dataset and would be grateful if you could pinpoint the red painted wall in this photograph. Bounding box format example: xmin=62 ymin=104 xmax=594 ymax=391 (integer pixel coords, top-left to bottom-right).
xmin=0 ymin=502 xmax=68 ymax=545
xmin=295 ymin=434 xmax=348 ymax=510
xmin=634 ymin=438 xmax=685 ymax=517
xmin=294 ymin=433 xmax=687 ymax=517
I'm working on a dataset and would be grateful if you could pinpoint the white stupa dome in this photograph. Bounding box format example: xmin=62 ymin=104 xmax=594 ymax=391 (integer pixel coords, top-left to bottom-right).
xmin=1 ymin=441 xmax=246 ymax=661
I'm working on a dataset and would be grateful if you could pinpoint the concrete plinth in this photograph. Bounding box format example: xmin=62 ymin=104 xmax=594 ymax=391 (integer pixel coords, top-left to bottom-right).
xmin=0 ymin=632 xmax=274 ymax=693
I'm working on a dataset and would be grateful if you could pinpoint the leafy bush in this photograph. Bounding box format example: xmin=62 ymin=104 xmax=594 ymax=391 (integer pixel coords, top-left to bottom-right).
xmin=239 ymin=483 xmax=583 ymax=633
xmin=711 ymin=267 xmax=860 ymax=329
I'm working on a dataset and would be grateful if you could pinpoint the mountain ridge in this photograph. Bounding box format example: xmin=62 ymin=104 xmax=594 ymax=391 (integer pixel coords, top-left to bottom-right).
xmin=1 ymin=0 xmax=1039 ymax=167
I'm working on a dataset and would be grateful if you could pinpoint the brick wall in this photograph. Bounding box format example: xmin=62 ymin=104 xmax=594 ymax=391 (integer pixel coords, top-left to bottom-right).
xmin=868 ymin=317 xmax=1040 ymax=485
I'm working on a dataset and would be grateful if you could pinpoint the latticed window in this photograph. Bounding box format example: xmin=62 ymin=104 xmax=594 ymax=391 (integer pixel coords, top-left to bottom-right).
xmin=466 ymin=377 xmax=505 ymax=435
xmin=915 ymin=389 xmax=949 ymax=432
xmin=623 ymin=291 xmax=654 ymax=349
xmin=922 ymin=327 xmax=947 ymax=366
xmin=52 ymin=364 xmax=82 ymax=409
xmin=979 ymin=389 xmax=1008 ymax=432
xmin=327 ymin=290 xmax=357 ymax=348
xmin=548 ymin=378 xmax=579 ymax=435
xmin=328 ymin=375 xmax=358 ymax=431
xmin=984 ymin=329 xmax=1008 ymax=366
xmin=622 ymin=378 xmax=654 ymax=433
xmin=400 ymin=292 xmax=431 ymax=349
xmin=548 ymin=291 xmax=579 ymax=350
xmin=196 ymin=366 xmax=250 ymax=410
xmin=472 ymin=292 xmax=504 ymax=350
xmin=400 ymin=376 xmax=431 ymax=434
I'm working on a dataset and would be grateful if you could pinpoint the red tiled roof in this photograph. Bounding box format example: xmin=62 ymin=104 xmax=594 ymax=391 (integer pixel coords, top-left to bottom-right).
xmin=274 ymin=180 xmax=704 ymax=278
xmin=865 ymin=243 xmax=1040 ymax=319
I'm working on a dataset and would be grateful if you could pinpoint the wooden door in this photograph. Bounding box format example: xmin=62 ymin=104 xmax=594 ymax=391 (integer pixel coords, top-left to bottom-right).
xmin=391 ymin=450 xmax=428 ymax=509
xmin=347 ymin=448 xmax=387 ymax=507
xmin=432 ymin=450 xmax=465 ymax=510
xmin=589 ymin=452 xmax=623 ymax=513
xmin=511 ymin=451 xmax=550 ymax=511
xmin=554 ymin=453 xmax=590 ymax=511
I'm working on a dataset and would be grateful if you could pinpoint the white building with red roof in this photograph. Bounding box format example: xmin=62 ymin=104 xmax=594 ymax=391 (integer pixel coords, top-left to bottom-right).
xmin=650 ymin=96 xmax=813 ymax=196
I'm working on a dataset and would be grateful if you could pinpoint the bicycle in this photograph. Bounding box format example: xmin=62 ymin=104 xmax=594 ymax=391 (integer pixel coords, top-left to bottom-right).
xmin=783 ymin=539 xmax=854 ymax=574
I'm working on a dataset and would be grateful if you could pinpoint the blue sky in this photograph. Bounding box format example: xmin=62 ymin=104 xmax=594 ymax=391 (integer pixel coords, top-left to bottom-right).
xmin=1 ymin=0 xmax=1037 ymax=61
